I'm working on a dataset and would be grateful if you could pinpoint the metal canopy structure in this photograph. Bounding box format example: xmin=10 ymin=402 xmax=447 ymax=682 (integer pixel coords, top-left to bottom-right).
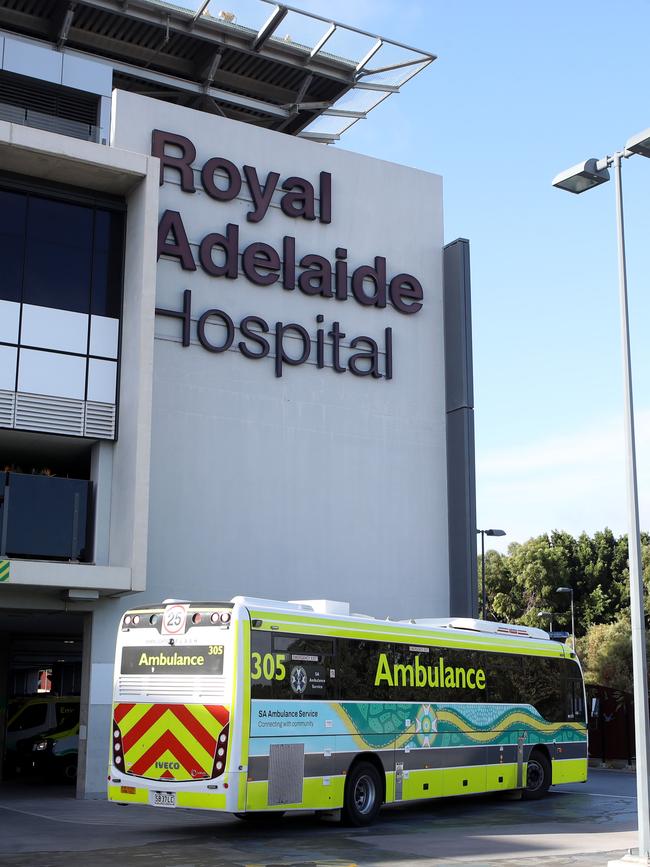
xmin=0 ymin=0 xmax=436 ymax=141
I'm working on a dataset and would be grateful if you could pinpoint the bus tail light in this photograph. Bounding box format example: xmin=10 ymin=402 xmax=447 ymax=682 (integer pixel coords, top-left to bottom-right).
xmin=192 ymin=613 xmax=202 ymax=624
xmin=113 ymin=721 xmax=125 ymax=769
xmin=211 ymin=723 xmax=229 ymax=778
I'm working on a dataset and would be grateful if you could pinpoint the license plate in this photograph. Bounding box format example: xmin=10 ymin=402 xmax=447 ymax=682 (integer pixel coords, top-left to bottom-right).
xmin=151 ymin=791 xmax=176 ymax=808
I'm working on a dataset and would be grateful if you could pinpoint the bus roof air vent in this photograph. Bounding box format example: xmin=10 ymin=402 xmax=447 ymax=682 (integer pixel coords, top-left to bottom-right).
xmin=289 ymin=599 xmax=351 ymax=616
xmin=403 ymin=617 xmax=550 ymax=641
xmin=231 ymin=596 xmax=313 ymax=612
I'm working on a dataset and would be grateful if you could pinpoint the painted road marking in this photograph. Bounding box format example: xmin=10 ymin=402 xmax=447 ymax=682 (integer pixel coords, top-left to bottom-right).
xmin=556 ymin=789 xmax=637 ymax=799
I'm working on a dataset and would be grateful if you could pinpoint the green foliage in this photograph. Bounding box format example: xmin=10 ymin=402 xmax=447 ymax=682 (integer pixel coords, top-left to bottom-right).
xmin=479 ymin=528 xmax=650 ymax=691
xmin=576 ymin=616 xmax=644 ymax=692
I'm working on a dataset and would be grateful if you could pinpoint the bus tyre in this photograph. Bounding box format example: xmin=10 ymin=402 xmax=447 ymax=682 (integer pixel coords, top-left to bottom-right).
xmin=523 ymin=750 xmax=551 ymax=800
xmin=342 ymin=762 xmax=382 ymax=826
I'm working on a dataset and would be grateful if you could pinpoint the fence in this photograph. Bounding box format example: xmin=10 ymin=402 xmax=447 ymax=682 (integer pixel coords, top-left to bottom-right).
xmin=587 ymin=683 xmax=634 ymax=764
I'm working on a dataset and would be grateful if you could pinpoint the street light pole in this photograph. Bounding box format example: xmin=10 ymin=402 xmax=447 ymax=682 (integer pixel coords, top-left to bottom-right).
xmin=612 ymin=150 xmax=650 ymax=863
xmin=480 ymin=529 xmax=485 ymax=619
xmin=556 ymin=587 xmax=575 ymax=650
xmin=553 ymin=133 xmax=650 ymax=863
xmin=538 ymin=611 xmax=554 ymax=633
xmin=476 ymin=529 xmax=506 ymax=620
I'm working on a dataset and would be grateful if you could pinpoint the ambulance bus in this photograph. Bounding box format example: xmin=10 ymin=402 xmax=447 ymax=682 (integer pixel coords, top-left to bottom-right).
xmin=108 ymin=596 xmax=587 ymax=825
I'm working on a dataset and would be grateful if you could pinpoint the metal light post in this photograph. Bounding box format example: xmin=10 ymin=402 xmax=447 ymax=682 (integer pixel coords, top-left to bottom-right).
xmin=476 ymin=529 xmax=506 ymax=620
xmin=538 ymin=611 xmax=554 ymax=633
xmin=553 ymin=129 xmax=650 ymax=864
xmin=556 ymin=587 xmax=575 ymax=650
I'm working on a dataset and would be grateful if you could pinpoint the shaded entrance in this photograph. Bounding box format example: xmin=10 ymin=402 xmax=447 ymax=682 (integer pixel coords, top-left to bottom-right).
xmin=0 ymin=610 xmax=85 ymax=787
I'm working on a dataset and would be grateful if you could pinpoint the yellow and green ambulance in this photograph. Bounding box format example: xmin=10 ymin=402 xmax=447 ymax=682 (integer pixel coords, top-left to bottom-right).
xmin=108 ymin=596 xmax=587 ymax=825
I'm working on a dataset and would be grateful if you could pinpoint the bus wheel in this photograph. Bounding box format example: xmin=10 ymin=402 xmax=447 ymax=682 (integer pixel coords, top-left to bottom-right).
xmin=523 ymin=750 xmax=551 ymax=800
xmin=342 ymin=761 xmax=382 ymax=826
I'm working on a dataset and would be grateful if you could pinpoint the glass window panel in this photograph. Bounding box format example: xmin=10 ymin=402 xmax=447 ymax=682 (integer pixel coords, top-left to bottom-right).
xmin=18 ymin=348 xmax=86 ymax=400
xmin=7 ymin=702 xmax=47 ymax=732
xmin=484 ymin=652 xmax=524 ymax=704
xmin=23 ymin=197 xmax=93 ymax=313
xmin=0 ymin=344 xmax=17 ymax=391
xmin=250 ymin=630 xmax=274 ymax=699
xmin=0 ymin=300 xmax=20 ymax=344
xmin=389 ymin=644 xmax=487 ymax=703
xmin=91 ymin=209 xmax=124 ymax=319
xmin=21 ymin=304 xmax=88 ymax=354
xmin=0 ymin=189 xmax=27 ymax=303
xmin=89 ymin=315 xmax=119 ymax=359
xmin=338 ymin=638 xmax=392 ymax=701
xmin=520 ymin=656 xmax=566 ymax=723
xmin=87 ymin=358 xmax=116 ymax=404
xmin=270 ymin=633 xmax=337 ymax=700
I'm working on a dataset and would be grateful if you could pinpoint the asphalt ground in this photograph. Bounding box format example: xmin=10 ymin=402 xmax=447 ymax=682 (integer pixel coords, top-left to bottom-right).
xmin=0 ymin=769 xmax=638 ymax=867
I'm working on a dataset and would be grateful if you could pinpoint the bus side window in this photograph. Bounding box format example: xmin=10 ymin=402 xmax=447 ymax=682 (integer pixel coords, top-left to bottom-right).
xmin=338 ymin=638 xmax=391 ymax=702
xmin=484 ymin=652 xmax=523 ymax=705
xmin=250 ymin=630 xmax=274 ymax=698
xmin=271 ymin=634 xmax=337 ymax=700
xmin=523 ymin=657 xmax=565 ymax=722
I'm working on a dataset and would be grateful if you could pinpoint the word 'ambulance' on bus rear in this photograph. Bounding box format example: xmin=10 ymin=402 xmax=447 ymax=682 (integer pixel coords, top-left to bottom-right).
xmin=108 ymin=597 xmax=587 ymax=825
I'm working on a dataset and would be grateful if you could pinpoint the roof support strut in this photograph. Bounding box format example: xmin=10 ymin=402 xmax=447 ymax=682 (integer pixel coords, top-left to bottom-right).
xmin=252 ymin=4 xmax=288 ymax=52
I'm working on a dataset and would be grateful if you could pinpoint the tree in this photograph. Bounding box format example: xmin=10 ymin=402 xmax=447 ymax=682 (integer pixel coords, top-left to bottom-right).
xmin=577 ymin=616 xmax=639 ymax=692
xmin=480 ymin=528 xmax=650 ymax=637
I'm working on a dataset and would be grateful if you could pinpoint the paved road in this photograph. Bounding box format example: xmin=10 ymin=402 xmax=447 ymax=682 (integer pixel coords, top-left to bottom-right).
xmin=0 ymin=770 xmax=637 ymax=866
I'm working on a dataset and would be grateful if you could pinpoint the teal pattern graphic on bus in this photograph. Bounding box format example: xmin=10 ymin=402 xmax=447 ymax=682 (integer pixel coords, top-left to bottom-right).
xmin=249 ymin=699 xmax=587 ymax=757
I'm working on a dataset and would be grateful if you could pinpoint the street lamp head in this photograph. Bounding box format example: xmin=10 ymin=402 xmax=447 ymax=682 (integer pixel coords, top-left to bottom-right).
xmin=485 ymin=529 xmax=506 ymax=537
xmin=552 ymin=159 xmax=610 ymax=194
xmin=557 ymin=587 xmax=572 ymax=594
xmin=625 ymin=127 xmax=650 ymax=158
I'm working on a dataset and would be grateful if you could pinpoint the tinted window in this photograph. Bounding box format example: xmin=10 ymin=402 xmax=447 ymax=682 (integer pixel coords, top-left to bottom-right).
xmin=8 ymin=702 xmax=47 ymax=732
xmin=484 ymin=651 xmax=524 ymax=704
xmin=387 ymin=644 xmax=487 ymax=703
xmin=250 ymin=631 xmax=337 ymax=700
xmin=0 ymin=190 xmax=26 ymax=303
xmin=484 ymin=652 xmax=581 ymax=723
xmin=91 ymin=209 xmax=124 ymax=319
xmin=0 ymin=187 xmax=124 ymax=322
xmin=55 ymin=701 xmax=80 ymax=730
xmin=23 ymin=197 xmax=94 ymax=313
xmin=338 ymin=638 xmax=393 ymax=701
xmin=272 ymin=635 xmax=336 ymax=700
xmin=250 ymin=631 xmax=274 ymax=698
xmin=520 ymin=656 xmax=566 ymax=722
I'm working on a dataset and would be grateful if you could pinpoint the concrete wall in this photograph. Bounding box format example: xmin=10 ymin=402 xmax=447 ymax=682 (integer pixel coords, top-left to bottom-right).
xmin=112 ymin=91 xmax=449 ymax=620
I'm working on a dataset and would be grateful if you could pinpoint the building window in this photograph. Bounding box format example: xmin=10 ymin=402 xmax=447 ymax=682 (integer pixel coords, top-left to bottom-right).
xmin=0 ymin=183 xmax=125 ymax=440
xmin=0 ymin=70 xmax=100 ymax=143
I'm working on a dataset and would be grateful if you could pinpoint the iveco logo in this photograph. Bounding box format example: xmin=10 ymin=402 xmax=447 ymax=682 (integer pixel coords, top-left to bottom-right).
xmin=155 ymin=761 xmax=180 ymax=770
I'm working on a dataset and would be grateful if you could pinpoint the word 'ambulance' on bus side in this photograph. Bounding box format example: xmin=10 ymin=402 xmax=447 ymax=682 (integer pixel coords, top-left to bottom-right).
xmin=108 ymin=597 xmax=587 ymax=825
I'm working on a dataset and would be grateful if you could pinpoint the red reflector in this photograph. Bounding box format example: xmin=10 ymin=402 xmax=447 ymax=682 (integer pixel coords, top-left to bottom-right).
xmin=120 ymin=786 xmax=136 ymax=795
xmin=192 ymin=612 xmax=202 ymax=624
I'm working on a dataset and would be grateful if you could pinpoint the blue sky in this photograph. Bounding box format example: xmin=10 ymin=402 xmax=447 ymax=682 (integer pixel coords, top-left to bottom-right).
xmin=197 ymin=0 xmax=650 ymax=552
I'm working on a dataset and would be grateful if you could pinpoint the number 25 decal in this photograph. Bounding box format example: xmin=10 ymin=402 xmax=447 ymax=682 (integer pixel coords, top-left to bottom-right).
xmin=251 ymin=652 xmax=286 ymax=681
xmin=162 ymin=604 xmax=188 ymax=635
